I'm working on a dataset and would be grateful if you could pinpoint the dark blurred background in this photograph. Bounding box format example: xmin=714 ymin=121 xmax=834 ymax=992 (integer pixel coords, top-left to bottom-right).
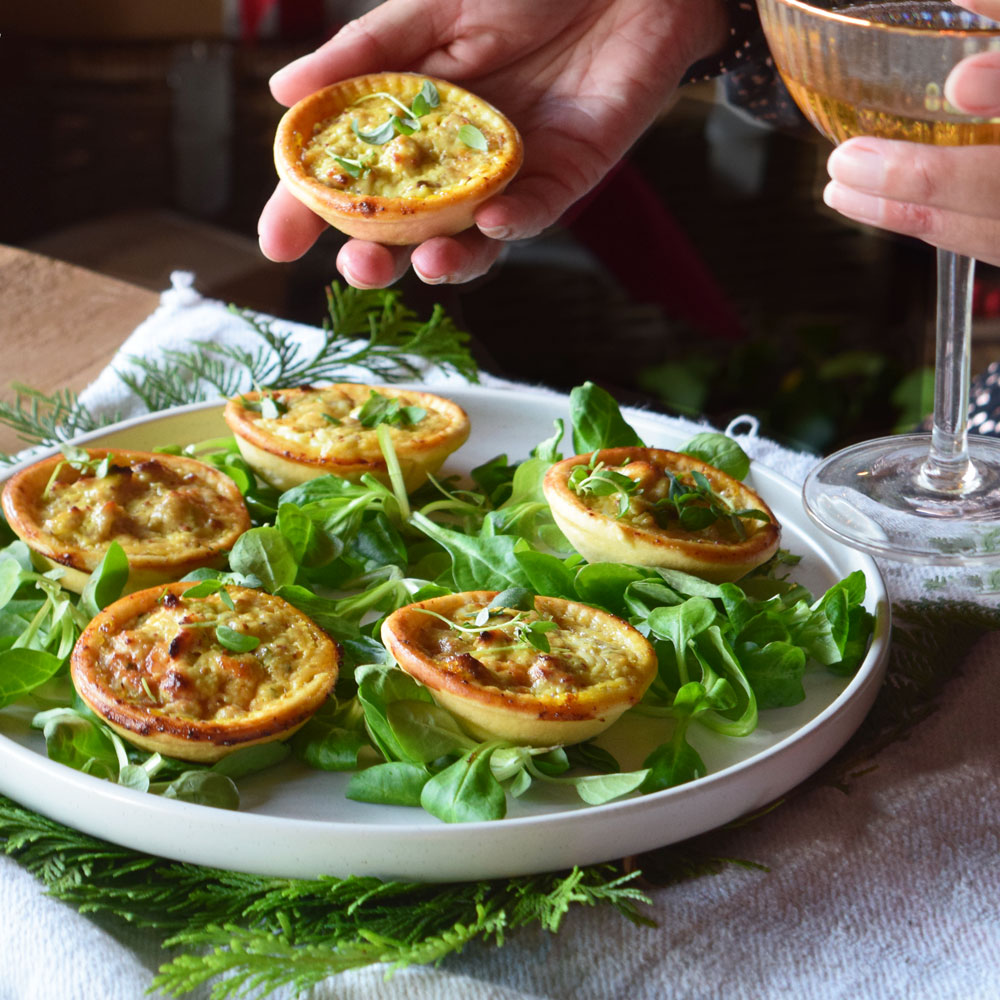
xmin=4 ymin=0 xmax=999 ymax=453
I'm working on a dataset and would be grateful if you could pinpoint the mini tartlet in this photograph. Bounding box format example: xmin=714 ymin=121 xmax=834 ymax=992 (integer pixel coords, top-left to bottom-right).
xmin=379 ymin=590 xmax=658 ymax=746
xmin=223 ymin=383 xmax=470 ymax=492
xmin=70 ymin=582 xmax=339 ymax=762
xmin=543 ymin=447 xmax=780 ymax=583
xmin=1 ymin=448 xmax=251 ymax=594
xmin=274 ymin=72 xmax=523 ymax=245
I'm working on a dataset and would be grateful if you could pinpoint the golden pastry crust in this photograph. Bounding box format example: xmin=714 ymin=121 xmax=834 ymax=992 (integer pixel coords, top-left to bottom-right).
xmin=223 ymin=383 xmax=470 ymax=492
xmin=1 ymin=449 xmax=251 ymax=594
xmin=543 ymin=447 xmax=780 ymax=583
xmin=70 ymin=582 xmax=340 ymax=762
xmin=380 ymin=590 xmax=658 ymax=746
xmin=274 ymin=73 xmax=523 ymax=245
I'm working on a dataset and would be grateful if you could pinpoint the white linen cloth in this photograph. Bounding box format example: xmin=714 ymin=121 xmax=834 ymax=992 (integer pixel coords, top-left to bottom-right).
xmin=2 ymin=274 xmax=997 ymax=1000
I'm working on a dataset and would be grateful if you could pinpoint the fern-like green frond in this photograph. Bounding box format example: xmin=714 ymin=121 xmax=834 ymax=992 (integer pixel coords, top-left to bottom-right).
xmin=0 ymin=384 xmax=117 ymax=464
xmin=0 ymin=282 xmax=480 ymax=460
xmin=0 ymin=795 xmax=651 ymax=1000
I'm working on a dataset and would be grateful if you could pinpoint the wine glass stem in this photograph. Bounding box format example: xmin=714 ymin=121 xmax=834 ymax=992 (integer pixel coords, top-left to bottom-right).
xmin=917 ymin=249 xmax=980 ymax=495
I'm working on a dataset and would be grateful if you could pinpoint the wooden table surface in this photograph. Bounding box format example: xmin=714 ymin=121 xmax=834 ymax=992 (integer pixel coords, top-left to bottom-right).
xmin=0 ymin=244 xmax=159 ymax=456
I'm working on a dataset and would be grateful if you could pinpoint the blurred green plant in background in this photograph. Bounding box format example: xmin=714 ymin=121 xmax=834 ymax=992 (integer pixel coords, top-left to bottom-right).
xmin=637 ymin=319 xmax=934 ymax=455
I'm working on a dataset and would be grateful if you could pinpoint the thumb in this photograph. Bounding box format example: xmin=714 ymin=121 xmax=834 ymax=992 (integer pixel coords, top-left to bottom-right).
xmin=944 ymin=50 xmax=1000 ymax=116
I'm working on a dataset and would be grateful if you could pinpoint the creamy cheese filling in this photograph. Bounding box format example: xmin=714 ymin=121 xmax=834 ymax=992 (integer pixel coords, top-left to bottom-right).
xmin=245 ymin=388 xmax=454 ymax=462
xmin=420 ymin=601 xmax=643 ymax=700
xmin=301 ymin=90 xmax=509 ymax=198
xmin=36 ymin=458 xmax=235 ymax=556
xmin=92 ymin=591 xmax=323 ymax=722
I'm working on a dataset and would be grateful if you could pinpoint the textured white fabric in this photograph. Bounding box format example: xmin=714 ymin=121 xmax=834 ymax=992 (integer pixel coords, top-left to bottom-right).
xmin=2 ymin=275 xmax=997 ymax=1000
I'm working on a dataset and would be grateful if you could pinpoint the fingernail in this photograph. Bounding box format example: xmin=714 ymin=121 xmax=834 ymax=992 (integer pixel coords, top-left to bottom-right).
xmin=412 ymin=264 xmax=448 ymax=285
xmin=257 ymin=233 xmax=275 ymax=262
xmin=823 ymin=180 xmax=882 ymax=224
xmin=945 ymin=61 xmax=1000 ymax=115
xmin=339 ymin=263 xmax=379 ymax=290
xmin=478 ymin=224 xmax=513 ymax=240
xmin=827 ymin=142 xmax=886 ymax=191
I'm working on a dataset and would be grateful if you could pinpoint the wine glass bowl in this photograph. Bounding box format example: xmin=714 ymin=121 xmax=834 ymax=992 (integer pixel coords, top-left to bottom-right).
xmin=756 ymin=0 xmax=1000 ymax=564
xmin=759 ymin=0 xmax=1000 ymax=145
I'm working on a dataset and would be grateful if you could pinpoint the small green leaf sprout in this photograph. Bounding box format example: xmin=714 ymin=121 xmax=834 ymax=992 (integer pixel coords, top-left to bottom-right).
xmin=411 ymin=78 xmax=440 ymax=116
xmin=568 ymin=456 xmax=638 ymax=517
xmin=42 ymin=446 xmax=117 ymax=498
xmin=354 ymin=390 xmax=426 ymax=428
xmin=569 ymin=449 xmax=770 ymax=537
xmin=458 ymin=124 xmax=488 ymax=151
xmin=352 ymin=114 xmax=415 ymax=145
xmin=351 ymin=80 xmax=440 ymax=146
xmin=215 ymin=624 xmax=261 ymax=653
xmin=159 ymin=582 xmax=261 ymax=653
xmin=416 ymin=589 xmax=560 ymax=656
xmin=349 ymin=79 xmax=488 ymax=153
xmin=139 ymin=677 xmax=157 ymax=704
xmin=654 ymin=469 xmax=770 ymax=539
xmin=332 ymin=152 xmax=376 ymax=179
xmin=239 ymin=388 xmax=288 ymax=420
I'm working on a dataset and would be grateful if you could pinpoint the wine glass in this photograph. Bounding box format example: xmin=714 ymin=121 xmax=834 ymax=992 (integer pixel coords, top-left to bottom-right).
xmin=756 ymin=0 xmax=1000 ymax=564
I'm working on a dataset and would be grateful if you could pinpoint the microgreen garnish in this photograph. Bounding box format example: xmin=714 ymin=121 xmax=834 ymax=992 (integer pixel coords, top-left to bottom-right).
xmin=332 ymin=154 xmax=374 ymax=179
xmin=351 ymin=80 xmax=440 ymax=146
xmin=458 ymin=124 xmax=488 ymax=150
xmin=215 ymin=624 xmax=261 ymax=653
xmin=478 ymin=586 xmax=535 ymax=622
xmin=355 ymin=90 xmax=424 ymax=119
xmin=654 ymin=470 xmax=770 ymax=539
xmin=352 ymin=115 xmax=417 ymax=145
xmin=178 ymin=579 xmax=226 ymax=599
xmin=416 ymin=591 xmax=560 ymax=656
xmin=569 ymin=451 xmax=769 ymax=537
xmin=355 ymin=390 xmax=426 ymax=428
xmin=43 ymin=447 xmax=116 ymax=498
xmin=239 ymin=390 xmax=287 ymax=420
xmin=414 ymin=606 xmax=498 ymax=635
xmin=321 ymin=413 xmax=342 ymax=426
xmin=347 ymin=80 xmax=486 ymax=152
xmin=156 ymin=584 xmax=255 ymax=650
xmin=140 ymin=677 xmax=158 ymax=703
xmin=260 ymin=396 xmax=285 ymax=419
xmin=512 ymin=617 xmax=559 ymax=653
xmin=568 ymin=457 xmax=638 ymax=517
xmin=412 ymin=79 xmax=441 ymax=115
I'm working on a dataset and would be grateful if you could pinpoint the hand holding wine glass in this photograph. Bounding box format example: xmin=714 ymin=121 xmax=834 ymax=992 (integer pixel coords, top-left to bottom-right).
xmin=824 ymin=0 xmax=1000 ymax=267
xmin=756 ymin=0 xmax=1000 ymax=564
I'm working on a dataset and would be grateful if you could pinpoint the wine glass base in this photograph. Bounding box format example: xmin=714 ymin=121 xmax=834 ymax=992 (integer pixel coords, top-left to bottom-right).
xmin=802 ymin=433 xmax=1000 ymax=564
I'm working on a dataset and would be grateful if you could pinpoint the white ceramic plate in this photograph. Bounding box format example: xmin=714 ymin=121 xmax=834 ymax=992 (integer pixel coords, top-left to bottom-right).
xmin=0 ymin=386 xmax=890 ymax=882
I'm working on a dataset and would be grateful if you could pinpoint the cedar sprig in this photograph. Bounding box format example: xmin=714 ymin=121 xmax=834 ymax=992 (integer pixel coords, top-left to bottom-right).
xmin=0 ymin=384 xmax=120 ymax=465
xmin=0 ymin=282 xmax=480 ymax=460
xmin=117 ymin=283 xmax=480 ymax=413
